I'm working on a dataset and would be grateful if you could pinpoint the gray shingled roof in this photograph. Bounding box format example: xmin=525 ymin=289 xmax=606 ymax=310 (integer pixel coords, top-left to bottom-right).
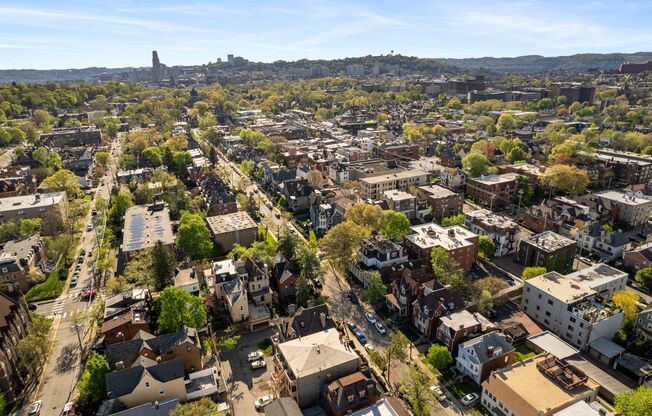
xmin=105 ymin=359 xmax=184 ymax=399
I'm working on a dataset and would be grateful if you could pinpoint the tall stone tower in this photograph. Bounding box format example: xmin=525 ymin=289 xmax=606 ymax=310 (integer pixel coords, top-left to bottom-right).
xmin=152 ymin=50 xmax=161 ymax=83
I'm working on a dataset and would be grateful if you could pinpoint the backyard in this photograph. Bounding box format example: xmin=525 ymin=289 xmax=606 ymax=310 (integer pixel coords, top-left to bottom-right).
xmin=513 ymin=344 xmax=536 ymax=363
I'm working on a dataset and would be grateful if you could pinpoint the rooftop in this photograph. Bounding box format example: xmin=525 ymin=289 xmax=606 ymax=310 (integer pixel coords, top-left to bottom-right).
xmin=406 ymin=222 xmax=478 ymax=251
xmin=418 ymin=184 xmax=458 ymax=199
xmin=565 ymin=264 xmax=628 ymax=291
xmin=206 ymin=211 xmax=257 ymax=234
xmin=468 ymin=173 xmax=518 ymax=185
xmin=360 ymin=168 xmax=428 ymax=184
xmin=122 ymin=203 xmax=174 ymax=253
xmin=0 ymin=191 xmax=66 ymax=212
xmin=523 ymin=231 xmax=575 ymax=252
xmin=382 ymin=189 xmax=414 ymax=201
xmin=465 ymin=208 xmax=519 ymax=230
xmin=526 ymin=272 xmax=594 ymax=304
xmin=527 ymin=331 xmax=578 ymax=360
xmin=595 ymin=190 xmax=652 ymax=206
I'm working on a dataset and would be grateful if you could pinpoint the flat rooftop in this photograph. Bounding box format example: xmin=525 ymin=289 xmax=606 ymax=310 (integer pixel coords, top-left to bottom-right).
xmin=122 ymin=204 xmax=174 ymax=252
xmin=406 ymin=223 xmax=477 ymax=251
xmin=468 ymin=173 xmax=517 ymax=185
xmin=465 ymin=208 xmax=519 ymax=230
xmin=382 ymin=189 xmax=414 ymax=201
xmin=523 ymin=231 xmax=575 ymax=252
xmin=595 ymin=190 xmax=652 ymax=206
xmin=206 ymin=211 xmax=257 ymax=235
xmin=565 ymin=264 xmax=628 ymax=290
xmin=418 ymin=185 xmax=458 ymax=199
xmin=526 ymin=272 xmax=594 ymax=304
xmin=360 ymin=169 xmax=428 ymax=184
xmin=0 ymin=192 xmax=65 ymax=212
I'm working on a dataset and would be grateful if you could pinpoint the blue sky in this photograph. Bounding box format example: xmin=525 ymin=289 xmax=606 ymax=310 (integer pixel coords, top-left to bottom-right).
xmin=1 ymin=0 xmax=652 ymax=69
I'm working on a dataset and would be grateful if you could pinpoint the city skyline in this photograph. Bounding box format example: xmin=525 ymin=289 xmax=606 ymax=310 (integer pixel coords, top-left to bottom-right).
xmin=1 ymin=0 xmax=652 ymax=70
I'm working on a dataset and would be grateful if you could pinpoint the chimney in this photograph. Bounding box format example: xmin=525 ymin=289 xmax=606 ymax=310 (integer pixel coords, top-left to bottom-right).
xmin=320 ymin=312 xmax=327 ymax=329
xmin=156 ymin=356 xmax=162 ymax=363
xmin=154 ymin=401 xmax=159 ymax=410
xmin=115 ymin=361 xmax=125 ymax=370
xmin=487 ymin=346 xmax=494 ymax=356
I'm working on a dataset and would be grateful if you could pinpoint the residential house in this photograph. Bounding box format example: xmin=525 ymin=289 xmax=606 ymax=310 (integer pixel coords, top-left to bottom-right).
xmin=268 ymin=168 xmax=297 ymax=191
xmin=349 ymin=398 xmax=411 ymax=416
xmin=464 ymin=209 xmax=521 ymax=257
xmin=241 ymin=257 xmax=273 ymax=306
xmin=465 ymin=173 xmax=518 ymax=209
xmin=280 ymin=179 xmax=315 ymax=212
xmin=108 ymin=397 xmax=179 ymax=416
xmin=481 ymin=354 xmax=599 ymax=416
xmin=576 ymin=222 xmax=632 ymax=261
xmin=0 ymin=167 xmax=36 ymax=198
xmin=0 ymin=292 xmax=30 ymax=402
xmin=270 ymin=253 xmax=299 ymax=302
xmin=623 ymin=241 xmax=652 ymax=271
xmin=0 ymin=235 xmax=45 ymax=292
xmin=592 ymin=190 xmax=652 ymax=227
xmin=0 ymin=192 xmax=68 ymax=235
xmin=173 ymin=267 xmax=200 ymax=295
xmin=386 ymin=266 xmax=438 ymax=318
xmin=440 ymin=168 xmax=466 ymax=190
xmin=456 ymin=331 xmax=515 ymax=384
xmin=276 ymin=305 xmax=336 ymax=343
xmin=517 ymin=231 xmax=576 ymax=274
xmin=264 ymin=398 xmax=303 ymax=416
xmin=411 ymin=284 xmax=464 ymax=338
xmin=309 ymin=202 xmax=345 ymax=234
xmin=436 ymin=310 xmax=487 ymax=356
xmin=382 ymin=189 xmax=417 ymax=220
xmin=102 ymin=308 xmax=152 ymax=345
xmin=206 ymin=211 xmax=258 ymax=251
xmin=322 ymin=372 xmax=381 ymax=416
xmin=403 ymin=223 xmax=479 ymax=274
xmin=271 ymin=328 xmax=360 ymax=408
xmin=418 ymin=185 xmax=464 ymax=220
xmin=439 ymin=148 xmax=462 ymax=168
xmin=328 ymin=162 xmax=349 ymax=183
xmin=635 ymin=305 xmax=652 ymax=343
xmin=350 ymin=236 xmax=408 ymax=286
xmin=200 ymin=175 xmax=237 ymax=216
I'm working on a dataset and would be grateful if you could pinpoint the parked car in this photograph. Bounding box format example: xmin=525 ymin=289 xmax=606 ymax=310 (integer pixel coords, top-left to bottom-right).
xmin=247 ymin=351 xmax=264 ymax=362
xmin=254 ymin=395 xmax=273 ymax=410
xmin=28 ymin=303 xmax=37 ymax=311
xmin=354 ymin=330 xmax=368 ymax=345
xmin=86 ymin=223 xmax=93 ymax=231
xmin=348 ymin=293 xmax=359 ymax=304
xmin=27 ymin=400 xmax=42 ymax=415
xmin=461 ymin=393 xmax=479 ymax=406
xmin=80 ymin=290 xmax=97 ymax=300
xmin=347 ymin=321 xmax=358 ymax=332
xmin=61 ymin=402 xmax=75 ymax=416
xmin=92 ymin=208 xmax=97 ymax=216
xmin=365 ymin=313 xmax=377 ymax=324
xmin=375 ymin=322 xmax=387 ymax=335
xmin=251 ymin=360 xmax=266 ymax=370
xmin=70 ymin=277 xmax=78 ymax=287
xmin=429 ymin=386 xmax=446 ymax=402
xmin=364 ymin=344 xmax=375 ymax=352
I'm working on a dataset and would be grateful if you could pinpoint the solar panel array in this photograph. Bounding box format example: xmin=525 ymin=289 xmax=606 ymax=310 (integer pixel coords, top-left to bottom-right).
xmin=126 ymin=212 xmax=146 ymax=251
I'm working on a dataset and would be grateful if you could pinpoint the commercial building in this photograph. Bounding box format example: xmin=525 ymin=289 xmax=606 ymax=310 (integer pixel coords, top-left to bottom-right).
xmin=481 ymin=354 xmax=599 ymax=416
xmin=121 ymin=203 xmax=175 ymax=261
xmin=464 ymin=209 xmax=521 ymax=257
xmin=271 ymin=327 xmax=360 ymax=408
xmin=520 ymin=272 xmax=623 ymax=350
xmin=418 ymin=185 xmax=464 ymax=220
xmin=465 ymin=173 xmax=518 ymax=209
xmin=0 ymin=192 xmax=68 ymax=235
xmin=404 ymin=223 xmax=479 ymax=274
xmin=206 ymin=211 xmax=258 ymax=251
xmin=359 ymin=169 xmax=429 ymax=199
xmin=517 ymin=231 xmax=576 ymax=273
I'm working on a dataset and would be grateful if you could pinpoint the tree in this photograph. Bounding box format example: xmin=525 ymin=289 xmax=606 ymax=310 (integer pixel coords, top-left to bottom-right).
xmin=171 ymin=397 xmax=224 ymax=416
xmin=430 ymin=247 xmax=466 ymax=292
xmin=478 ymin=235 xmax=497 ymax=258
xmin=474 ymin=276 xmax=508 ymax=295
xmin=381 ymin=332 xmax=409 ymax=390
xmin=441 ymin=213 xmax=464 ymax=226
xmin=152 ymin=240 xmax=176 ymax=291
xmin=177 ymin=212 xmax=214 ymax=259
xmin=158 ymin=286 xmax=207 ymax=333
xmin=522 ymin=266 xmax=547 ymax=280
xmin=142 ymin=146 xmax=163 ymax=166
xmin=462 ymin=152 xmax=490 ymax=177
xmin=615 ymin=386 xmax=652 ymax=416
xmin=16 ymin=334 xmax=47 ymax=376
xmin=344 ymin=202 xmax=384 ymax=231
xmin=497 ymin=113 xmax=516 ymax=131
xmin=277 ymin=231 xmax=299 ymax=260
xmin=295 ymin=240 xmax=322 ymax=280
xmin=94 ymin=151 xmax=111 ymax=168
xmin=239 ymin=160 xmax=255 ymax=177
xmin=104 ymin=275 xmax=130 ymax=295
xmin=33 ymin=109 xmax=54 ymax=127
xmin=295 ymin=275 xmax=311 ymax=308
xmin=306 ymin=169 xmax=324 ymax=189
xmin=612 ymin=291 xmax=640 ymax=322
xmin=426 ymin=344 xmax=453 ymax=370
xmin=40 ymin=169 xmax=81 ymax=198
xmin=634 ymin=268 xmax=652 ymax=291
xmin=0 ymin=392 xmax=5 ymax=416
xmin=19 ymin=218 xmax=42 ymax=236
xmin=108 ymin=191 xmax=133 ymax=228
xmin=360 ymin=271 xmax=387 ymax=304
xmin=516 ymin=175 xmax=533 ymax=207
xmin=379 ymin=210 xmax=411 ymax=240
xmin=542 ymin=164 xmax=589 ymax=195
xmin=320 ymin=222 xmax=370 ymax=274
xmin=77 ymin=352 xmax=110 ymax=407
xmin=166 ymin=134 xmax=189 ymax=152
xmin=124 ymin=250 xmax=155 ymax=288
xmin=402 ymin=365 xmax=434 ymax=416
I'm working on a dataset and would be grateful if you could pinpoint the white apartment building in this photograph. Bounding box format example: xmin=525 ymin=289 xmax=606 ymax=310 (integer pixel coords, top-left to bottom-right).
xmin=359 ymin=169 xmax=429 ymax=199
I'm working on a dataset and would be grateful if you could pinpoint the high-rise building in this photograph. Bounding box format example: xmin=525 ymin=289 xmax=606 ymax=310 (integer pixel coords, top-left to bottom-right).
xmin=152 ymin=50 xmax=162 ymax=83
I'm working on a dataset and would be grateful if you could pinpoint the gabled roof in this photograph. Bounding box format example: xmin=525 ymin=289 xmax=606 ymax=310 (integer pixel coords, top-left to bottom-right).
xmin=105 ymin=359 xmax=184 ymax=399
xmin=458 ymin=331 xmax=514 ymax=364
xmin=280 ymin=305 xmax=336 ymax=340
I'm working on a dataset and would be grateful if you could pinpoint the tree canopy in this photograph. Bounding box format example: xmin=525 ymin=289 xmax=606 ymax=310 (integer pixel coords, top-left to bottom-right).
xmin=177 ymin=212 xmax=214 ymax=259
xmin=157 ymin=286 xmax=207 ymax=333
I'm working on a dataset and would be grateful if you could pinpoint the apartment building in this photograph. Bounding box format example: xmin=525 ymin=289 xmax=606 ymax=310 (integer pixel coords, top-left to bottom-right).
xmin=206 ymin=211 xmax=258 ymax=251
xmin=0 ymin=191 xmax=68 ymax=235
xmin=464 ymin=209 xmax=521 ymax=257
xmin=465 ymin=173 xmax=518 ymax=209
xmin=565 ymin=264 xmax=628 ymax=301
xmin=418 ymin=185 xmax=464 ymax=220
xmin=359 ymin=169 xmax=429 ymax=199
xmin=0 ymin=292 xmax=30 ymax=402
xmin=403 ymin=223 xmax=479 ymax=274
xmin=594 ymin=149 xmax=652 ymax=186
xmin=382 ymin=189 xmax=417 ymax=220
xmin=517 ymin=231 xmax=576 ymax=274
xmin=121 ymin=203 xmax=175 ymax=261
xmin=593 ymin=190 xmax=652 ymax=227
xmin=520 ymin=272 xmax=623 ymax=350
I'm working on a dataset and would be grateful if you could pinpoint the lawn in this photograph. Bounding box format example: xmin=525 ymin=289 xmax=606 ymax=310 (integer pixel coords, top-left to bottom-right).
xmin=447 ymin=378 xmax=479 ymax=399
xmin=25 ymin=269 xmax=65 ymax=301
xmin=513 ymin=344 xmax=536 ymax=363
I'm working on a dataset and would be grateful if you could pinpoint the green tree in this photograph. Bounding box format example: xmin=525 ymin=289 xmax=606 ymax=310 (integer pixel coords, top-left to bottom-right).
xmin=177 ymin=212 xmax=214 ymax=259
xmin=615 ymin=386 xmax=652 ymax=416
xmin=612 ymin=291 xmax=640 ymax=322
xmin=152 ymin=240 xmax=176 ymax=291
xmin=522 ymin=266 xmax=547 ymax=280
xmin=40 ymin=169 xmax=81 ymax=198
xmin=239 ymin=159 xmax=255 ymax=177
xmin=515 ymin=175 xmax=533 ymax=206
xmin=542 ymin=165 xmax=589 ymax=195
xmin=441 ymin=213 xmax=464 ymax=226
xmin=158 ymin=286 xmax=207 ymax=333
xmin=402 ymin=365 xmax=434 ymax=416
xmin=142 ymin=146 xmax=163 ymax=166
xmin=462 ymin=152 xmax=490 ymax=177
xmin=94 ymin=151 xmax=111 ymax=168
xmin=108 ymin=191 xmax=133 ymax=228
xmin=277 ymin=231 xmax=300 ymax=260
xmin=344 ymin=202 xmax=384 ymax=231
xmin=478 ymin=235 xmax=497 ymax=258
xmin=360 ymin=271 xmax=387 ymax=304
xmin=295 ymin=275 xmax=311 ymax=308
xmin=77 ymin=352 xmax=110 ymax=407
xmin=19 ymin=218 xmax=42 ymax=237
xmin=295 ymin=240 xmax=322 ymax=280
xmin=426 ymin=344 xmax=453 ymax=370
xmin=430 ymin=247 xmax=466 ymax=293
xmin=379 ymin=210 xmax=411 ymax=240
xmin=496 ymin=113 xmax=516 ymax=131
xmin=635 ymin=268 xmax=652 ymax=291
xmin=0 ymin=392 xmax=5 ymax=416
xmin=320 ymin=222 xmax=370 ymax=275
xmin=171 ymin=397 xmax=224 ymax=416
xmin=381 ymin=332 xmax=409 ymax=390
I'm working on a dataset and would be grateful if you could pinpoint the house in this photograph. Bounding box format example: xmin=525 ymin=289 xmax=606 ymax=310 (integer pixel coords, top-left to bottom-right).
xmin=105 ymin=359 xmax=186 ymax=408
xmin=386 ymin=266 xmax=438 ymax=318
xmin=268 ymin=168 xmax=297 ymax=191
xmin=635 ymin=305 xmax=652 ymax=343
xmin=411 ymin=284 xmax=464 ymax=338
xmin=359 ymin=169 xmax=429 ymax=199
xmin=309 ymin=202 xmax=345 ymax=233
xmin=464 ymin=209 xmax=521 ymax=257
xmin=121 ymin=203 xmax=175 ymax=261
xmin=592 ymin=190 xmax=652 ymax=227
xmin=0 ymin=292 xmax=30 ymax=402
xmin=455 ymin=331 xmax=515 ymax=384
xmin=280 ymin=179 xmax=315 ymax=212
xmin=0 ymin=166 xmax=36 ymax=198
xmin=439 ymin=148 xmax=462 ymax=168
xmin=102 ymin=308 xmax=152 ymax=345
xmin=403 ymin=223 xmax=479 ymax=274
xmin=418 ymin=185 xmax=464 ymax=220
xmin=322 ymin=372 xmax=381 ymax=416
xmin=516 ymin=231 xmax=576 ymax=273
xmin=520 ymin=272 xmax=624 ymax=350
xmin=350 ymin=236 xmax=408 ymax=286
xmin=104 ymin=289 xmax=152 ymax=319
xmin=328 ymin=162 xmax=349 ymax=183
xmin=0 ymin=234 xmax=45 ymax=292
xmin=576 ymin=222 xmax=632 ymax=262
xmin=440 ymin=168 xmax=466 ymax=190
xmin=481 ymin=354 xmax=599 ymax=416
xmin=0 ymin=191 xmax=68 ymax=235
xmin=349 ymin=397 xmax=411 ymax=416
xmin=206 ymin=211 xmax=258 ymax=251
xmin=623 ymin=241 xmax=652 ymax=271
xmin=270 ymin=253 xmax=299 ymax=302
xmin=105 ymin=325 xmax=202 ymax=374
xmin=271 ymin=328 xmax=360 ymax=408
xmin=173 ymin=267 xmax=200 ymax=295
xmin=276 ymin=305 xmax=336 ymax=343
xmin=108 ymin=397 xmax=179 ymax=416
xmin=465 ymin=173 xmax=518 ymax=209
xmin=241 ymin=257 xmax=273 ymax=306
xmin=264 ymin=398 xmax=302 ymax=416
xmin=436 ymin=310 xmax=487 ymax=356
xmin=200 ymin=175 xmax=237 ymax=216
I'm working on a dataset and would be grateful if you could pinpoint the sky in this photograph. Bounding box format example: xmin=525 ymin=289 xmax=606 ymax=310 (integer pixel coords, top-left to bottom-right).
xmin=1 ymin=0 xmax=652 ymax=70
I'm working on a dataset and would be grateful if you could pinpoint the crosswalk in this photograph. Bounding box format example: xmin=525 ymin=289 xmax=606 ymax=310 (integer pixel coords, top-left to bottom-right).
xmin=49 ymin=299 xmax=65 ymax=318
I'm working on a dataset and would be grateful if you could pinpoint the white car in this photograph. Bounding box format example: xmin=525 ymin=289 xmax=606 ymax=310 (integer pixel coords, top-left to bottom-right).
xmin=461 ymin=393 xmax=479 ymax=406
xmin=86 ymin=223 xmax=94 ymax=231
xmin=374 ymin=322 xmax=387 ymax=335
xmin=255 ymin=395 xmax=274 ymax=409
xmin=364 ymin=344 xmax=375 ymax=352
xmin=61 ymin=402 xmax=75 ymax=416
xmin=27 ymin=400 xmax=42 ymax=415
xmin=365 ymin=313 xmax=377 ymax=324
xmin=251 ymin=359 xmax=266 ymax=370
xmin=247 ymin=351 xmax=264 ymax=361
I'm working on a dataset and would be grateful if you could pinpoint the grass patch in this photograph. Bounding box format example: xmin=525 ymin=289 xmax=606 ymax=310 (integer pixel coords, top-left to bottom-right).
xmin=25 ymin=269 xmax=65 ymax=301
xmin=513 ymin=344 xmax=536 ymax=363
xmin=261 ymin=345 xmax=273 ymax=356
xmin=448 ymin=378 xmax=479 ymax=399
xmin=83 ymin=194 xmax=93 ymax=201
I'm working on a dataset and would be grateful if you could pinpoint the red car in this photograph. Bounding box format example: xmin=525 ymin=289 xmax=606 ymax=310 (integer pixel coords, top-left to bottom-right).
xmin=80 ymin=290 xmax=97 ymax=300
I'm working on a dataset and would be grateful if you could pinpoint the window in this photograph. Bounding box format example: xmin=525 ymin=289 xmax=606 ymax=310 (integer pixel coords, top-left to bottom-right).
xmin=536 ymin=306 xmax=540 ymax=311
xmin=525 ymin=299 xmax=529 ymax=304
xmin=547 ymin=299 xmax=554 ymax=306
xmin=159 ymin=390 xmax=165 ymax=396
xmin=545 ymin=311 xmax=551 ymax=317
xmin=145 ymin=382 xmax=150 ymax=388
xmin=544 ymin=319 xmax=550 ymax=325
xmin=538 ymin=294 xmax=542 ymax=299
xmin=568 ymin=325 xmax=574 ymax=331
xmin=570 ymin=317 xmax=576 ymax=323
xmin=579 ymin=322 xmax=584 ymax=328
